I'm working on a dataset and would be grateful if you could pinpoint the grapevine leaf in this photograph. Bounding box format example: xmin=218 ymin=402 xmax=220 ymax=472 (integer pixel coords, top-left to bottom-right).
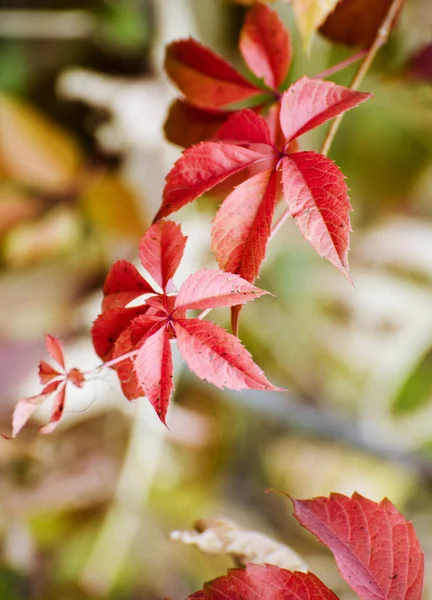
xmin=211 ymin=168 xmax=278 ymax=283
xmin=164 ymin=38 xmax=261 ymax=109
xmin=157 ymin=143 xmax=267 ymax=220
xmin=188 ymin=563 xmax=339 ymax=600
xmin=216 ymin=109 xmax=274 ymax=146
xmin=280 ymin=77 xmax=372 ymax=143
xmin=239 ymin=1 xmax=292 ymax=89
xmin=165 ymin=100 xmax=229 ymax=148
xmin=293 ymin=492 xmax=424 ymax=600
xmin=134 ymin=325 xmax=173 ymax=424
xmin=138 ymin=220 xmax=187 ymax=290
xmin=174 ymin=269 xmax=268 ymax=311
xmin=281 ymin=152 xmax=352 ymax=279
xmin=174 ymin=318 xmax=282 ymax=391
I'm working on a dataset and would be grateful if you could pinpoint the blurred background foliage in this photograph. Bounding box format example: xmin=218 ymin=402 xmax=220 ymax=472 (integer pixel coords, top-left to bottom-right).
xmin=0 ymin=0 xmax=431 ymax=598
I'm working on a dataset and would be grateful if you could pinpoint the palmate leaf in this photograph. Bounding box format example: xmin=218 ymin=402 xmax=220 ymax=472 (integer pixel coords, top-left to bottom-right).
xmin=188 ymin=564 xmax=339 ymax=600
xmin=293 ymin=493 xmax=424 ymax=600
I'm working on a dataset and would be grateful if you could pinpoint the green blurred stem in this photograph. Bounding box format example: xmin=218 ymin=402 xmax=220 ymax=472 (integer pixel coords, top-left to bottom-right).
xmin=320 ymin=0 xmax=405 ymax=156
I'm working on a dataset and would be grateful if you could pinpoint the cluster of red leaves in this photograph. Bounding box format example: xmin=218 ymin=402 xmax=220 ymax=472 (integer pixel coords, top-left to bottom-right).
xmin=164 ymin=2 xmax=292 ymax=148
xmin=188 ymin=492 xmax=424 ymax=600
xmin=92 ymin=220 xmax=281 ymax=424
xmin=7 ymin=335 xmax=85 ymax=437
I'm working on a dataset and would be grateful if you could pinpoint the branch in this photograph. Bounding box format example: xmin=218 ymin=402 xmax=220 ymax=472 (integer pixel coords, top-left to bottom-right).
xmin=320 ymin=0 xmax=405 ymax=156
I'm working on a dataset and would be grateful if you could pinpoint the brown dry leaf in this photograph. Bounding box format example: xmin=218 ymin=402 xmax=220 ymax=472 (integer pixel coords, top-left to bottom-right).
xmin=170 ymin=517 xmax=307 ymax=571
xmin=0 ymin=95 xmax=82 ymax=193
xmin=290 ymin=0 xmax=340 ymax=49
xmin=80 ymin=172 xmax=147 ymax=239
xmin=319 ymin=0 xmax=403 ymax=47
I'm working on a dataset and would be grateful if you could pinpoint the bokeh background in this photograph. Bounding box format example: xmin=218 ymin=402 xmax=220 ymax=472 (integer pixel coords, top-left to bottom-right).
xmin=0 ymin=0 xmax=431 ymax=598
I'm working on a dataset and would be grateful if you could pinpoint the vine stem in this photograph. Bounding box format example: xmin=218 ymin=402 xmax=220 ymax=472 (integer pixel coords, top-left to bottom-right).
xmin=320 ymin=0 xmax=404 ymax=156
xmin=271 ymin=0 xmax=404 ymax=236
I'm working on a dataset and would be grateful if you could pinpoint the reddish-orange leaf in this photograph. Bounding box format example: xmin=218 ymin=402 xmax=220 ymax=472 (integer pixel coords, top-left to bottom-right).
xmin=134 ymin=325 xmax=173 ymax=424
xmin=102 ymin=259 xmax=155 ymax=311
xmin=212 ymin=168 xmax=277 ymax=282
xmin=38 ymin=359 xmax=61 ymax=386
xmin=174 ymin=318 xmax=282 ymax=392
xmin=293 ymin=493 xmax=424 ymax=600
xmin=174 ymin=269 xmax=268 ymax=311
xmin=91 ymin=306 xmax=148 ymax=359
xmin=157 ymin=143 xmax=267 ymax=221
xmin=110 ymin=327 xmax=144 ymax=400
xmin=138 ymin=220 xmax=187 ymax=290
xmin=164 ymin=100 xmax=229 ymax=148
xmin=281 ymin=152 xmax=352 ymax=280
xmin=39 ymin=384 xmax=67 ymax=434
xmin=280 ymin=77 xmax=372 ymax=143
xmin=188 ymin=564 xmax=339 ymax=600
xmin=239 ymin=2 xmax=292 ymax=89
xmin=165 ymin=38 xmax=261 ymax=109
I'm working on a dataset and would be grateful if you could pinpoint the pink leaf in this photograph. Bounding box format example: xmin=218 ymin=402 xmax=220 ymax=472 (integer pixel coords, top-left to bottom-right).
xmin=134 ymin=325 xmax=173 ymax=424
xmin=156 ymin=142 xmax=267 ymax=221
xmin=188 ymin=564 xmax=339 ymax=600
xmin=138 ymin=220 xmax=187 ymax=290
xmin=280 ymin=77 xmax=372 ymax=142
xmin=175 ymin=268 xmax=268 ymax=311
xmin=38 ymin=359 xmax=60 ymax=385
xmin=281 ymin=152 xmax=352 ymax=279
xmin=165 ymin=38 xmax=261 ymax=109
xmin=293 ymin=493 xmax=424 ymax=600
xmin=45 ymin=334 xmax=65 ymax=370
xmin=174 ymin=319 xmax=282 ymax=391
xmin=212 ymin=168 xmax=278 ymax=282
xmin=239 ymin=2 xmax=292 ymax=89
xmin=216 ymin=109 xmax=273 ymax=146
xmin=12 ymin=394 xmax=49 ymax=438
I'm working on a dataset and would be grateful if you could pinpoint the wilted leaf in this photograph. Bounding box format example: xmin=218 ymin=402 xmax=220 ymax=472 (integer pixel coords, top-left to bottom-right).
xmin=0 ymin=95 xmax=81 ymax=193
xmin=81 ymin=172 xmax=147 ymax=238
xmin=171 ymin=517 xmax=307 ymax=571
xmin=293 ymin=492 xmax=424 ymax=600
xmin=290 ymin=0 xmax=340 ymax=49
xmin=319 ymin=0 xmax=404 ymax=47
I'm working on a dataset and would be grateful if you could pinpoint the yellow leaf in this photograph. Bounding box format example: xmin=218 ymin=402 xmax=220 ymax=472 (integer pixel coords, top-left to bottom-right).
xmin=290 ymin=0 xmax=340 ymax=49
xmin=0 ymin=95 xmax=82 ymax=193
xmin=80 ymin=172 xmax=147 ymax=238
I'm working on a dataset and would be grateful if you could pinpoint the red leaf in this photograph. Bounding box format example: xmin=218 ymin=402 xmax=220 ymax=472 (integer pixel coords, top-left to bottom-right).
xmin=174 ymin=319 xmax=282 ymax=391
xmin=110 ymin=328 xmax=143 ymax=400
xmin=239 ymin=2 xmax=292 ymax=89
xmin=212 ymin=168 xmax=278 ymax=282
xmin=39 ymin=359 xmax=60 ymax=385
xmin=91 ymin=306 xmax=148 ymax=359
xmin=134 ymin=325 xmax=173 ymax=424
xmin=216 ymin=109 xmax=274 ymax=146
xmin=138 ymin=220 xmax=187 ymax=290
xmin=165 ymin=38 xmax=261 ymax=109
xmin=164 ymin=100 xmax=229 ymax=148
xmin=102 ymin=260 xmax=154 ymax=311
xmin=188 ymin=564 xmax=339 ymax=600
xmin=293 ymin=493 xmax=424 ymax=600
xmin=281 ymin=152 xmax=352 ymax=279
xmin=280 ymin=77 xmax=372 ymax=142
xmin=45 ymin=334 xmax=65 ymax=370
xmin=39 ymin=384 xmax=67 ymax=434
xmin=157 ymin=143 xmax=267 ymax=220
xmin=174 ymin=268 xmax=268 ymax=311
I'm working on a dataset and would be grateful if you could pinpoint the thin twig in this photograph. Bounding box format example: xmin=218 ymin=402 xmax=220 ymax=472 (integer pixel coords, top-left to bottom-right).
xmin=320 ymin=0 xmax=404 ymax=156
xmin=313 ymin=49 xmax=368 ymax=80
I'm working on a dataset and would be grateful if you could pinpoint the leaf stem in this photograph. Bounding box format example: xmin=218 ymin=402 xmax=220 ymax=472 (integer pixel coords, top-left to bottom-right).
xmin=320 ymin=0 xmax=404 ymax=157
xmin=313 ymin=49 xmax=368 ymax=80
